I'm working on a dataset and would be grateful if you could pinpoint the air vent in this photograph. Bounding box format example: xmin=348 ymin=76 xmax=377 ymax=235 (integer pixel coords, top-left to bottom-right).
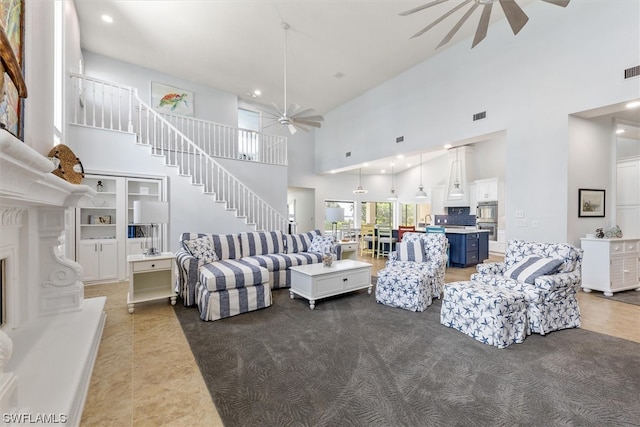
xmin=473 ymin=111 xmax=487 ymax=121
xmin=396 ymin=136 xmax=404 ymax=143
xmin=624 ymin=65 xmax=640 ymax=79
xmin=345 ymin=151 xmax=351 ymax=157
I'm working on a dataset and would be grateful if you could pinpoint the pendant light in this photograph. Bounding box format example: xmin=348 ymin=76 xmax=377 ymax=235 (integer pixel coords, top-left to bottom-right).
xmin=388 ymin=164 xmax=397 ymax=200
xmin=415 ymin=154 xmax=428 ymax=199
xmin=449 ymin=147 xmax=464 ymax=198
xmin=353 ymin=168 xmax=368 ymax=194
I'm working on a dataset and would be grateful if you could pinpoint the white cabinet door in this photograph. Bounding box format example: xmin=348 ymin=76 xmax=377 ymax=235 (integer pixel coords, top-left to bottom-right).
xmin=78 ymin=239 xmax=118 ymax=282
xmin=78 ymin=241 xmax=100 ymax=282
xmin=476 ymin=178 xmax=499 ymax=202
xmin=99 ymin=239 xmax=119 ymax=281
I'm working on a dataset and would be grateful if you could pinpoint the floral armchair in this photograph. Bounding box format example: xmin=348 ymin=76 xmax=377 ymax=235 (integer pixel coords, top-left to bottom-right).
xmin=470 ymin=239 xmax=583 ymax=335
xmin=375 ymin=232 xmax=448 ymax=311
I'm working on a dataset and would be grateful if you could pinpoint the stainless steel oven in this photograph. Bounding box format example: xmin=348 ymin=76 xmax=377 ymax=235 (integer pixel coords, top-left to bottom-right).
xmin=476 ymin=201 xmax=498 ymax=223
xmin=477 ymin=222 xmax=497 ymax=241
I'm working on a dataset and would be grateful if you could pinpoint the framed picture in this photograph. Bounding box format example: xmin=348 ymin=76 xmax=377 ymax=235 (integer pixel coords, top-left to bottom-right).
xmin=578 ymin=189 xmax=605 ymax=217
xmin=0 ymin=0 xmax=25 ymax=139
xmin=151 ymin=82 xmax=194 ymax=116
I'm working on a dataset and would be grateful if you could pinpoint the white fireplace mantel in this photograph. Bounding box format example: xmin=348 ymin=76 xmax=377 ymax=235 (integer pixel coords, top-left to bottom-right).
xmin=0 ymin=131 xmax=106 ymax=425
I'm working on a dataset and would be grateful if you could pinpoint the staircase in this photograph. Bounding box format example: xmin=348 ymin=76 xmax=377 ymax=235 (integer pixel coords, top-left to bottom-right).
xmin=69 ymin=73 xmax=288 ymax=232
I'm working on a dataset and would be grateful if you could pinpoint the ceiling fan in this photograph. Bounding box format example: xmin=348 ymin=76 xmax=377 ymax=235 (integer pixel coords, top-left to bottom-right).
xmin=400 ymin=0 xmax=570 ymax=49
xmin=266 ymin=22 xmax=324 ymax=135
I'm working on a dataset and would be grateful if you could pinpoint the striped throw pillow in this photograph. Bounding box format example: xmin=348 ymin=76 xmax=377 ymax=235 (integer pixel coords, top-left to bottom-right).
xmin=504 ymin=256 xmax=563 ymax=284
xmin=397 ymin=241 xmax=426 ymax=262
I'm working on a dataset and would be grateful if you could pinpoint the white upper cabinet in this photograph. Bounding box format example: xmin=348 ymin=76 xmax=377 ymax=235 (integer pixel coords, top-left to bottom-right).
xmin=475 ymin=178 xmax=499 ymax=202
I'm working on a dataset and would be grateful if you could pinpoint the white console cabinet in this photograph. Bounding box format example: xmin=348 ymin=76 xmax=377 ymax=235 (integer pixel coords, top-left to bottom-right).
xmin=581 ymin=237 xmax=640 ymax=296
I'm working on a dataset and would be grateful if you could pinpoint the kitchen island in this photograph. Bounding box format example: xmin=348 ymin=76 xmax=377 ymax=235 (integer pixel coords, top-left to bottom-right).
xmin=444 ymin=228 xmax=491 ymax=268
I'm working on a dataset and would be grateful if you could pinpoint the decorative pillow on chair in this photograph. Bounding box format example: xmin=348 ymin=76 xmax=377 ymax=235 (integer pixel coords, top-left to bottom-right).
xmin=504 ymin=256 xmax=563 ymax=284
xmin=183 ymin=236 xmax=219 ymax=265
xmin=308 ymin=235 xmax=335 ymax=254
xmin=397 ymin=240 xmax=426 ymax=262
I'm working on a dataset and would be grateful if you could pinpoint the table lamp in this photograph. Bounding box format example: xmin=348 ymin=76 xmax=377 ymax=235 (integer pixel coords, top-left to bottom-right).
xmin=325 ymin=207 xmax=345 ymax=242
xmin=133 ymin=200 xmax=169 ymax=256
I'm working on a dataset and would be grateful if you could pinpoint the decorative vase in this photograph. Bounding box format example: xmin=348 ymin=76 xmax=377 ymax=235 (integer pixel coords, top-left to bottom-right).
xmin=322 ymin=252 xmax=333 ymax=267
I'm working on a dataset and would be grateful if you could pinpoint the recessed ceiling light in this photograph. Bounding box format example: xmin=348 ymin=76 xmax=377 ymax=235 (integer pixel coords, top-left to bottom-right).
xmin=101 ymin=14 xmax=113 ymax=23
xmin=363 ymin=163 xmax=369 ymax=167
xmin=616 ymin=129 xmax=625 ymax=134
xmin=381 ymin=169 xmax=386 ymax=174
xmin=443 ymin=144 xmax=452 ymax=149
xmin=626 ymin=101 xmax=640 ymax=109
xmin=396 ymin=154 xmax=404 ymax=159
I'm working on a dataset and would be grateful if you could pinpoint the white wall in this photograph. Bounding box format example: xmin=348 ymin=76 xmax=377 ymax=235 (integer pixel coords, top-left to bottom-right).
xmin=82 ymin=51 xmax=238 ymax=127
xmin=567 ymin=115 xmax=615 ymax=245
xmin=315 ymin=1 xmax=640 ymax=245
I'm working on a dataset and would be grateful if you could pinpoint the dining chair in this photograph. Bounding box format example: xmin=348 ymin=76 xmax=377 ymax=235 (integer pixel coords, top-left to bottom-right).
xmin=360 ymin=223 xmax=376 ymax=257
xmin=377 ymin=224 xmax=397 ymax=258
xmin=397 ymin=225 xmax=415 ymax=242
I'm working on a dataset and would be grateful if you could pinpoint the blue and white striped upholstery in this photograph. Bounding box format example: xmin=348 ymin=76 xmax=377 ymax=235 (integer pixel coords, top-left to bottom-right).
xmin=242 ymin=252 xmax=323 ymax=289
xmin=396 ymin=240 xmax=426 ymax=262
xmin=441 ymin=281 xmax=528 ymax=348
xmin=176 ymin=230 xmax=326 ymax=319
xmin=240 ymin=231 xmax=284 ymax=257
xmin=180 ymin=232 xmax=242 ymax=260
xmin=284 ymin=230 xmax=321 ymax=254
xmin=471 ymin=239 xmax=583 ymax=335
xmin=196 ymin=282 xmax=272 ymax=321
xmin=199 ymin=259 xmax=268 ymax=291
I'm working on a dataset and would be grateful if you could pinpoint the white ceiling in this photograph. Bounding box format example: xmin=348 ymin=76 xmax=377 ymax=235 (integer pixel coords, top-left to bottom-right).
xmin=73 ymin=1 xmax=638 ymax=175
xmin=74 ymin=0 xmax=548 ymax=117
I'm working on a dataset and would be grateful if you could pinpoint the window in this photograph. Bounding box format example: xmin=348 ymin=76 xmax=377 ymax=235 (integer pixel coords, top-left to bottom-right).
xmin=361 ymin=201 xmax=393 ymax=226
xmin=238 ymin=108 xmax=261 ymax=160
xmin=400 ymin=203 xmax=416 ymax=226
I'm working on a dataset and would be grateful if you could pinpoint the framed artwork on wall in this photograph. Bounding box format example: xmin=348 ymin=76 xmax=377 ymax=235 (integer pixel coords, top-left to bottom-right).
xmin=0 ymin=0 xmax=25 ymax=140
xmin=578 ymin=189 xmax=605 ymax=217
xmin=151 ymin=82 xmax=194 ymax=116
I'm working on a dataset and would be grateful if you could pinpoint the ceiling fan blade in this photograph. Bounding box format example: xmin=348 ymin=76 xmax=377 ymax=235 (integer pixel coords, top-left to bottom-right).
xmin=292 ymin=113 xmax=324 ymax=122
xmin=286 ymin=103 xmax=301 ymax=116
xmin=291 ymin=107 xmax=315 ymax=117
xmin=292 ymin=122 xmax=312 ymax=132
xmin=399 ymin=0 xmax=449 ymax=16
xmin=410 ymin=0 xmax=472 ymax=39
xmin=499 ymin=0 xmax=529 ymax=35
xmin=540 ymin=0 xmax=570 ymax=6
xmin=293 ymin=119 xmax=322 ymax=128
xmin=287 ymin=124 xmax=297 ymax=135
xmin=437 ymin=2 xmax=479 ymax=48
xmin=472 ymin=2 xmax=493 ymax=48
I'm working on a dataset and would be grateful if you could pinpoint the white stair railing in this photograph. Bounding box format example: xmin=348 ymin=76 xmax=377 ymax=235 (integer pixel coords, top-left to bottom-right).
xmin=69 ymin=73 xmax=288 ymax=232
xmin=160 ymin=113 xmax=287 ymax=166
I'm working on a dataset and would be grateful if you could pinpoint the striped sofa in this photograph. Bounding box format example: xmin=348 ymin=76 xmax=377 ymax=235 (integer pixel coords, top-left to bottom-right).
xmin=176 ymin=229 xmax=333 ymax=321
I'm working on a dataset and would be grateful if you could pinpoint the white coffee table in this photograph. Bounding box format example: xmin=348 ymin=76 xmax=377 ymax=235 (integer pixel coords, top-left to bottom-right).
xmin=289 ymin=260 xmax=373 ymax=309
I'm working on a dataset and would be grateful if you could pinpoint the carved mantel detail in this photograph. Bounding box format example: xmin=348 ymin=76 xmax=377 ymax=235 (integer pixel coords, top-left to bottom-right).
xmin=0 ymin=206 xmax=25 ymax=227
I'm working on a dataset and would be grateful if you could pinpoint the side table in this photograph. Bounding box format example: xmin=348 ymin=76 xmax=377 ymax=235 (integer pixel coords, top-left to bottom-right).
xmin=127 ymin=252 xmax=176 ymax=313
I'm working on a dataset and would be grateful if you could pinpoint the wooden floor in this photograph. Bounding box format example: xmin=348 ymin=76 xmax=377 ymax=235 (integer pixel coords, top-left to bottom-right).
xmin=81 ymin=253 xmax=640 ymax=426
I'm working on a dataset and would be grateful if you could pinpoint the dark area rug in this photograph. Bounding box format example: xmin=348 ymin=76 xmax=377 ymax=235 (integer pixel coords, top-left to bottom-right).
xmin=175 ymin=288 xmax=640 ymax=427
xmin=595 ymin=288 xmax=640 ymax=306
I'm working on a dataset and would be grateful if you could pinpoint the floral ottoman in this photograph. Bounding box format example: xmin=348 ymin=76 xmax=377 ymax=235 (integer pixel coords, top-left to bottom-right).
xmin=440 ymin=281 xmax=528 ymax=348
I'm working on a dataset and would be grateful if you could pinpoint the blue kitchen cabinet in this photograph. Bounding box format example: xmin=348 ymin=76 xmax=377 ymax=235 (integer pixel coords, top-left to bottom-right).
xmin=446 ymin=232 xmax=489 ymax=268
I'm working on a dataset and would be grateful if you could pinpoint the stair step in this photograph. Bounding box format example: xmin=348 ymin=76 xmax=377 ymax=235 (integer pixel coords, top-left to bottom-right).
xmin=179 ymin=174 xmax=190 ymax=177
xmin=164 ymin=164 xmax=179 ymax=168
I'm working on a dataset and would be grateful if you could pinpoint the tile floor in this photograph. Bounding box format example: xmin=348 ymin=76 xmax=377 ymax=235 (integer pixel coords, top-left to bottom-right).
xmin=81 ymin=254 xmax=640 ymax=426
